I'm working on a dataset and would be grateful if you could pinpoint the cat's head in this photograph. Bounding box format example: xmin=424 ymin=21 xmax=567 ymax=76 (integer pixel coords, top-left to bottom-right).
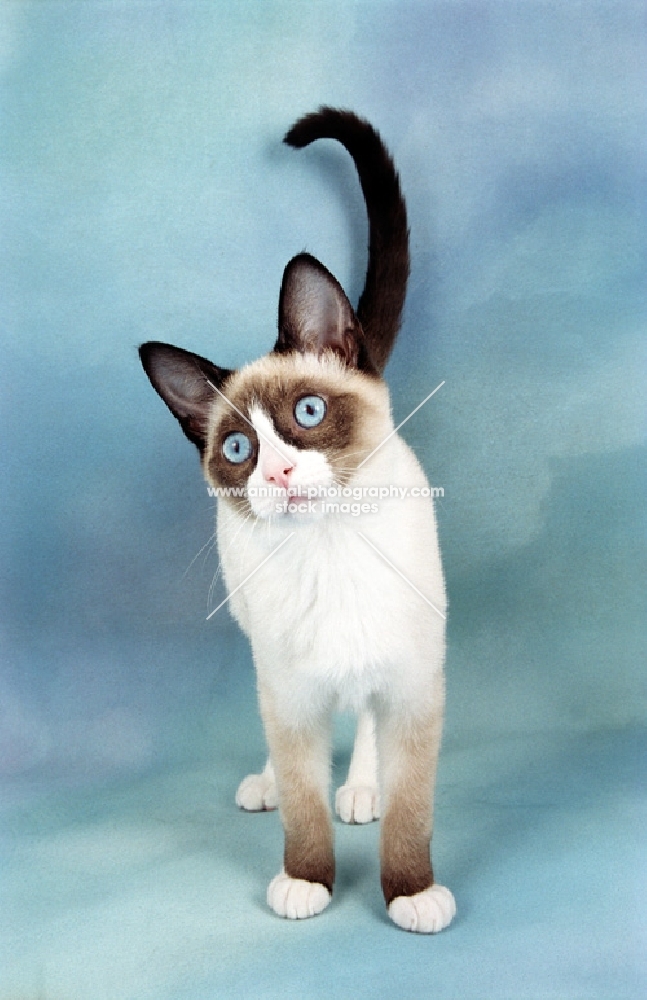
xmin=140 ymin=254 xmax=392 ymax=520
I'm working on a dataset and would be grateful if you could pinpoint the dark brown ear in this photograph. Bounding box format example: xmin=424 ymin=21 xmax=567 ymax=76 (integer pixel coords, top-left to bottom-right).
xmin=139 ymin=341 xmax=233 ymax=452
xmin=274 ymin=253 xmax=375 ymax=371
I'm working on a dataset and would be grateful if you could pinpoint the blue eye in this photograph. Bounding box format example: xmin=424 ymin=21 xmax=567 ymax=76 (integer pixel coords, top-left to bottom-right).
xmin=294 ymin=395 xmax=326 ymax=428
xmin=222 ymin=431 xmax=252 ymax=464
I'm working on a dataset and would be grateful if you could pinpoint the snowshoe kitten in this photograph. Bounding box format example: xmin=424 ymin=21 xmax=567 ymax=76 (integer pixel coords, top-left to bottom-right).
xmin=140 ymin=108 xmax=455 ymax=933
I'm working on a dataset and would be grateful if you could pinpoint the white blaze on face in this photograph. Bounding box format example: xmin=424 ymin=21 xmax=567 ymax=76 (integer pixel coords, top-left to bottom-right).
xmin=246 ymin=408 xmax=334 ymax=519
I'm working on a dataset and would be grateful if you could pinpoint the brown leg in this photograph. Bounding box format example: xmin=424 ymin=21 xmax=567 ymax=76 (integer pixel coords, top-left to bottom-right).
xmin=376 ymin=677 xmax=456 ymax=933
xmin=259 ymin=685 xmax=335 ymax=896
xmin=378 ymin=707 xmax=440 ymax=905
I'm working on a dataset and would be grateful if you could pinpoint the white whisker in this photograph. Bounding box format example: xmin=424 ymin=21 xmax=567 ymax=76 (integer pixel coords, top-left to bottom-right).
xmin=183 ymin=532 xmax=217 ymax=579
xmin=207 ymin=507 xmax=254 ymax=610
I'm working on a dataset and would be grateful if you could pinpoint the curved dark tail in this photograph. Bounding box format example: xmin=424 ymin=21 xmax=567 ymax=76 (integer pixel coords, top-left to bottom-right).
xmin=284 ymin=107 xmax=410 ymax=374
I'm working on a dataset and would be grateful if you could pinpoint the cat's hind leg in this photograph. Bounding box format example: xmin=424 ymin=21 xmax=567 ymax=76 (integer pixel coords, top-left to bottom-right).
xmin=335 ymin=709 xmax=380 ymax=824
xmin=235 ymin=757 xmax=278 ymax=811
xmin=377 ymin=680 xmax=455 ymax=934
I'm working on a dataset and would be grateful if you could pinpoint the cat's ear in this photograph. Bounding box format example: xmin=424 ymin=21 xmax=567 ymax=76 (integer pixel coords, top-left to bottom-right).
xmin=275 ymin=253 xmax=371 ymax=369
xmin=139 ymin=341 xmax=233 ymax=453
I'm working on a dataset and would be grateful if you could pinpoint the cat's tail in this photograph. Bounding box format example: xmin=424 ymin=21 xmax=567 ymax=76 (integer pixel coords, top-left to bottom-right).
xmin=284 ymin=107 xmax=409 ymax=374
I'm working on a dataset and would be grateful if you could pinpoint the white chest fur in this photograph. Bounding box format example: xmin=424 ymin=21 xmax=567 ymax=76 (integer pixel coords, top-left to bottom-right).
xmin=217 ymin=434 xmax=446 ymax=718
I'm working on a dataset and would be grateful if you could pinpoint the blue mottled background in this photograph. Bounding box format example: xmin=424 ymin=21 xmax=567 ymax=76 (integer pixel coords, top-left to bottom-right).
xmin=1 ymin=2 xmax=645 ymax=998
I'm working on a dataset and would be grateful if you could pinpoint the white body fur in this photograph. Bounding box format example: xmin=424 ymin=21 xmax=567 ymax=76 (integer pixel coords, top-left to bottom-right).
xmin=218 ymin=430 xmax=446 ymax=722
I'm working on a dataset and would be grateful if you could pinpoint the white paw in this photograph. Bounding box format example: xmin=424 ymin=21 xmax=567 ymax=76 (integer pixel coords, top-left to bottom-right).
xmin=388 ymin=884 xmax=456 ymax=934
xmin=335 ymin=784 xmax=380 ymax=824
xmin=267 ymin=872 xmax=331 ymax=920
xmin=235 ymin=772 xmax=278 ymax=811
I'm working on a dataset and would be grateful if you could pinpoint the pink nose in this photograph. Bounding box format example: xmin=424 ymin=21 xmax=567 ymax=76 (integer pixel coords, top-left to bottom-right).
xmin=261 ymin=446 xmax=294 ymax=490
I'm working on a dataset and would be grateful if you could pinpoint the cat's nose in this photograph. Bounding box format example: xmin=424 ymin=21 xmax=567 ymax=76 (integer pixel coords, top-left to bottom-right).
xmin=261 ymin=447 xmax=294 ymax=490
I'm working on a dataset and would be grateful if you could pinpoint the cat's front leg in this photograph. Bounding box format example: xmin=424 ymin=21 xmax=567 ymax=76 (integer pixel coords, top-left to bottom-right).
xmin=377 ymin=686 xmax=456 ymax=934
xmin=259 ymin=684 xmax=334 ymax=920
xmin=335 ymin=709 xmax=380 ymax=824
